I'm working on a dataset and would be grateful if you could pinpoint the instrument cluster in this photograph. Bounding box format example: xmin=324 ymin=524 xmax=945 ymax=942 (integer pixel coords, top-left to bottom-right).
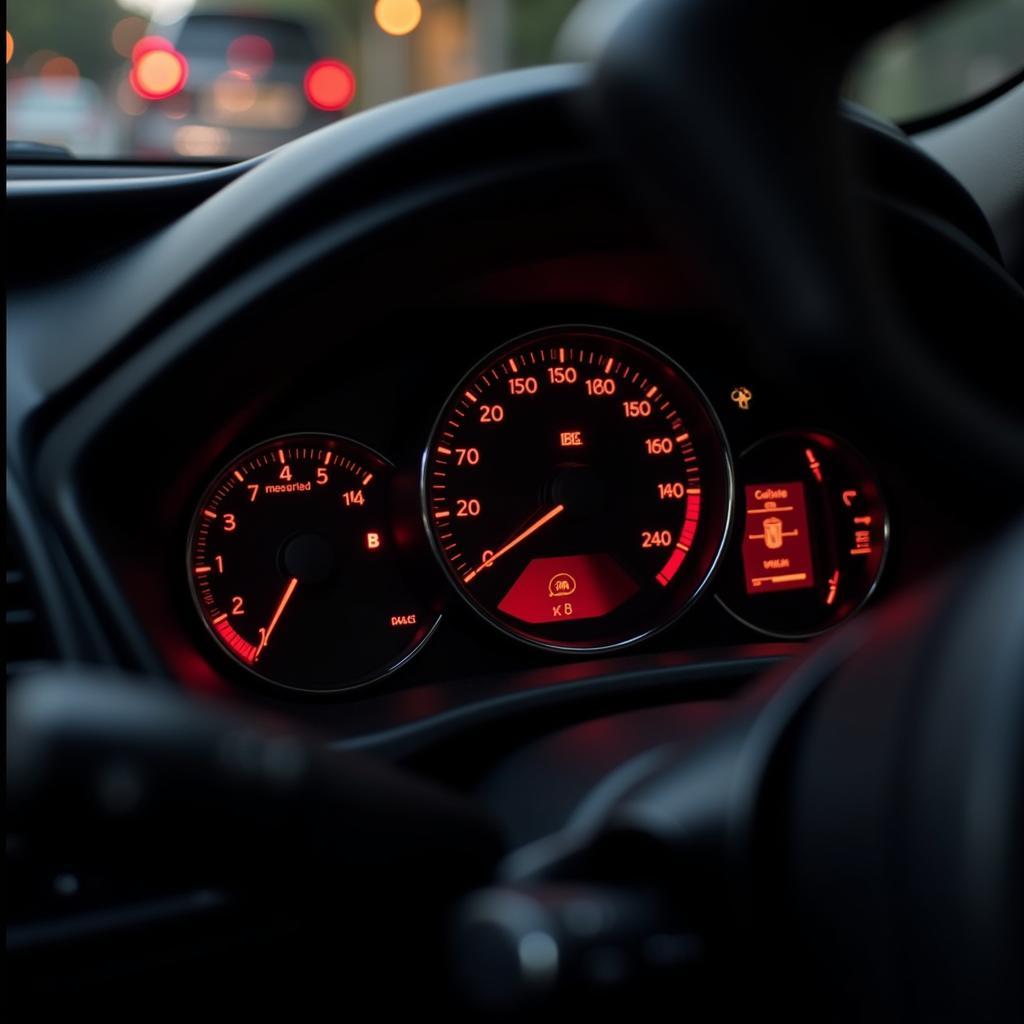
xmin=184 ymin=325 xmax=888 ymax=694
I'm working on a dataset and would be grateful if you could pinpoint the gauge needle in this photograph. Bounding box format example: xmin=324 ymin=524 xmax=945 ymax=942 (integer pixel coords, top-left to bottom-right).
xmin=464 ymin=504 xmax=565 ymax=583
xmin=254 ymin=576 xmax=299 ymax=661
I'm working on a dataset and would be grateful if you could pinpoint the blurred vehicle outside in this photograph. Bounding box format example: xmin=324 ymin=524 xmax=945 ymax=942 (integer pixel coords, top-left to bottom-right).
xmin=5 ymin=0 xmax=1022 ymax=162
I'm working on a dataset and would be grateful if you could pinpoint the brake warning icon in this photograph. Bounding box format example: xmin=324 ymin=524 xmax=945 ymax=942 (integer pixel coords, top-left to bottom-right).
xmin=547 ymin=572 xmax=577 ymax=598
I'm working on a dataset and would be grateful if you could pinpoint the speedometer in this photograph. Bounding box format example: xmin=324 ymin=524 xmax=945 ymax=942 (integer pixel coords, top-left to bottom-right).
xmin=421 ymin=326 xmax=733 ymax=651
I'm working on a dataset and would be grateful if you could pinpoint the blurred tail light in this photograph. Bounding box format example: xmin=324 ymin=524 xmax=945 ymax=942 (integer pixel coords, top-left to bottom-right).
xmin=303 ymin=59 xmax=356 ymax=111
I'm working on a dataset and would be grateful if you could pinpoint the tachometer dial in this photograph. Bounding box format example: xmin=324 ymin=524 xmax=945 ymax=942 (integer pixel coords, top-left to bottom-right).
xmin=188 ymin=434 xmax=440 ymax=692
xmin=421 ymin=327 xmax=733 ymax=651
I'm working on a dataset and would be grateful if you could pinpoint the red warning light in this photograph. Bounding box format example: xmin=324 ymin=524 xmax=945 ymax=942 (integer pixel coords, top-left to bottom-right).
xmin=742 ymin=482 xmax=816 ymax=595
xmin=303 ymin=59 xmax=356 ymax=111
xmin=497 ymin=554 xmax=639 ymax=625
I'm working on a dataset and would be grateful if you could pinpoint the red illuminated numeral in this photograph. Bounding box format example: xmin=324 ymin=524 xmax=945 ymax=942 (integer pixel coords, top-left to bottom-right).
xmin=343 ymin=489 xmax=365 ymax=506
xmin=481 ymin=548 xmax=495 ymax=565
xmin=456 ymin=447 xmax=480 ymax=465
xmin=480 ymin=404 xmax=505 ymax=423
xmin=231 ymin=595 xmax=245 ymax=615
xmin=215 ymin=555 xmax=224 ymax=573
xmin=641 ymin=530 xmax=673 ymax=547
xmin=456 ymin=498 xmax=481 ymax=517
xmin=645 ymin=437 xmax=674 ymax=455
xmin=586 ymin=377 xmax=617 ymax=396
xmin=279 ymin=464 xmax=292 ymax=481
xmin=658 ymin=482 xmax=685 ymax=499
xmin=223 ymin=513 xmax=237 ymax=532
xmin=508 ymin=377 xmax=538 ymax=395
xmin=247 ymin=484 xmax=259 ymax=502
xmin=623 ymin=400 xmax=652 ymax=418
xmin=316 ymin=467 xmax=328 ymax=485
xmin=548 ymin=366 xmax=578 ymax=384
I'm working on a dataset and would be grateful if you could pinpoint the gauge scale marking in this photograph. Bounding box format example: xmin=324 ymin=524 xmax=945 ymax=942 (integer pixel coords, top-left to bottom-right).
xmin=189 ymin=434 xmax=438 ymax=692
xmin=423 ymin=328 xmax=733 ymax=651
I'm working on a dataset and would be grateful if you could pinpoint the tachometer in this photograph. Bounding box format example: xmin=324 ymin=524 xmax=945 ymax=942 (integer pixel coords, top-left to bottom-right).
xmin=188 ymin=433 xmax=440 ymax=692
xmin=421 ymin=326 xmax=733 ymax=651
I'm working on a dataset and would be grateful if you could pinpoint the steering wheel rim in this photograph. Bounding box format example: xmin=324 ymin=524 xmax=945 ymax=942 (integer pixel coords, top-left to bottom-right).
xmin=586 ymin=0 xmax=1024 ymax=487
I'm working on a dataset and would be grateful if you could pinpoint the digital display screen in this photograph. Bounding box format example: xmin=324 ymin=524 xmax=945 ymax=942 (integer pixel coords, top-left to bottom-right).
xmin=742 ymin=482 xmax=815 ymax=595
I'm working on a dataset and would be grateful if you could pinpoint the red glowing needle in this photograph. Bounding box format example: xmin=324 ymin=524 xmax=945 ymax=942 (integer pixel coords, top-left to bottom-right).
xmin=464 ymin=504 xmax=565 ymax=583
xmin=254 ymin=576 xmax=299 ymax=661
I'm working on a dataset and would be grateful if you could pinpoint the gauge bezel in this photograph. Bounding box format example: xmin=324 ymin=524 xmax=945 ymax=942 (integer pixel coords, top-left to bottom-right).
xmin=715 ymin=428 xmax=890 ymax=640
xmin=186 ymin=431 xmax=442 ymax=695
xmin=419 ymin=324 xmax=735 ymax=654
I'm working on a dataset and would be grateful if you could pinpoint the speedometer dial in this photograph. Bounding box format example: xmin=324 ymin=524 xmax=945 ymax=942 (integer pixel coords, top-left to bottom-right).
xmin=422 ymin=326 xmax=733 ymax=651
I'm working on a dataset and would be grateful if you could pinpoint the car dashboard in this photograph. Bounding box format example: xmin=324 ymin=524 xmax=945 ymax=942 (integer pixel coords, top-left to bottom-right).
xmin=6 ymin=67 xmax=1010 ymax=754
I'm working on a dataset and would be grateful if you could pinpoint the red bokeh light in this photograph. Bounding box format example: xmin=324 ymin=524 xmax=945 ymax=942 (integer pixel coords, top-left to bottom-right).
xmin=131 ymin=34 xmax=173 ymax=62
xmin=303 ymin=59 xmax=356 ymax=111
xmin=130 ymin=39 xmax=188 ymax=102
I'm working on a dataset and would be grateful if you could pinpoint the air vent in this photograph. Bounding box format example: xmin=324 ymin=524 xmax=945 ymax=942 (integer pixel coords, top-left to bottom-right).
xmin=6 ymin=529 xmax=54 ymax=675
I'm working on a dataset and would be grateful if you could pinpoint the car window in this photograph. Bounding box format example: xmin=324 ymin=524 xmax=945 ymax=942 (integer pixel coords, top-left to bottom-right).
xmin=5 ymin=0 xmax=1022 ymax=162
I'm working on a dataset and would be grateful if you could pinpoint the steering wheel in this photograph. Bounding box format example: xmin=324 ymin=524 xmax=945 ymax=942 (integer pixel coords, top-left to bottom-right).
xmin=8 ymin=0 xmax=1023 ymax=1017
xmin=445 ymin=1 xmax=1023 ymax=1016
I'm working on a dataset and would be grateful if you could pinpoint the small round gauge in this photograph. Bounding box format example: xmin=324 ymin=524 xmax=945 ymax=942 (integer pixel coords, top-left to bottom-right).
xmin=187 ymin=434 xmax=440 ymax=693
xmin=421 ymin=326 xmax=733 ymax=652
xmin=716 ymin=431 xmax=888 ymax=637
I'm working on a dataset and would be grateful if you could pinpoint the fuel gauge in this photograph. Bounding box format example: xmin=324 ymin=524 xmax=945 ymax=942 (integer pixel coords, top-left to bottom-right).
xmin=716 ymin=431 xmax=888 ymax=637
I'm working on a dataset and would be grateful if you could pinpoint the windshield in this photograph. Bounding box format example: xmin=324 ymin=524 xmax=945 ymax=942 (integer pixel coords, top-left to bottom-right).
xmin=5 ymin=0 xmax=1023 ymax=162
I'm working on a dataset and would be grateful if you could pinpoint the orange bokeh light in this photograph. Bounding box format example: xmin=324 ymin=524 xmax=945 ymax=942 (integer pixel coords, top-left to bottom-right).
xmin=6 ymin=30 xmax=13 ymax=64
xmin=131 ymin=46 xmax=188 ymax=101
xmin=40 ymin=55 xmax=80 ymax=83
xmin=374 ymin=0 xmax=423 ymax=36
xmin=303 ymin=59 xmax=356 ymax=111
